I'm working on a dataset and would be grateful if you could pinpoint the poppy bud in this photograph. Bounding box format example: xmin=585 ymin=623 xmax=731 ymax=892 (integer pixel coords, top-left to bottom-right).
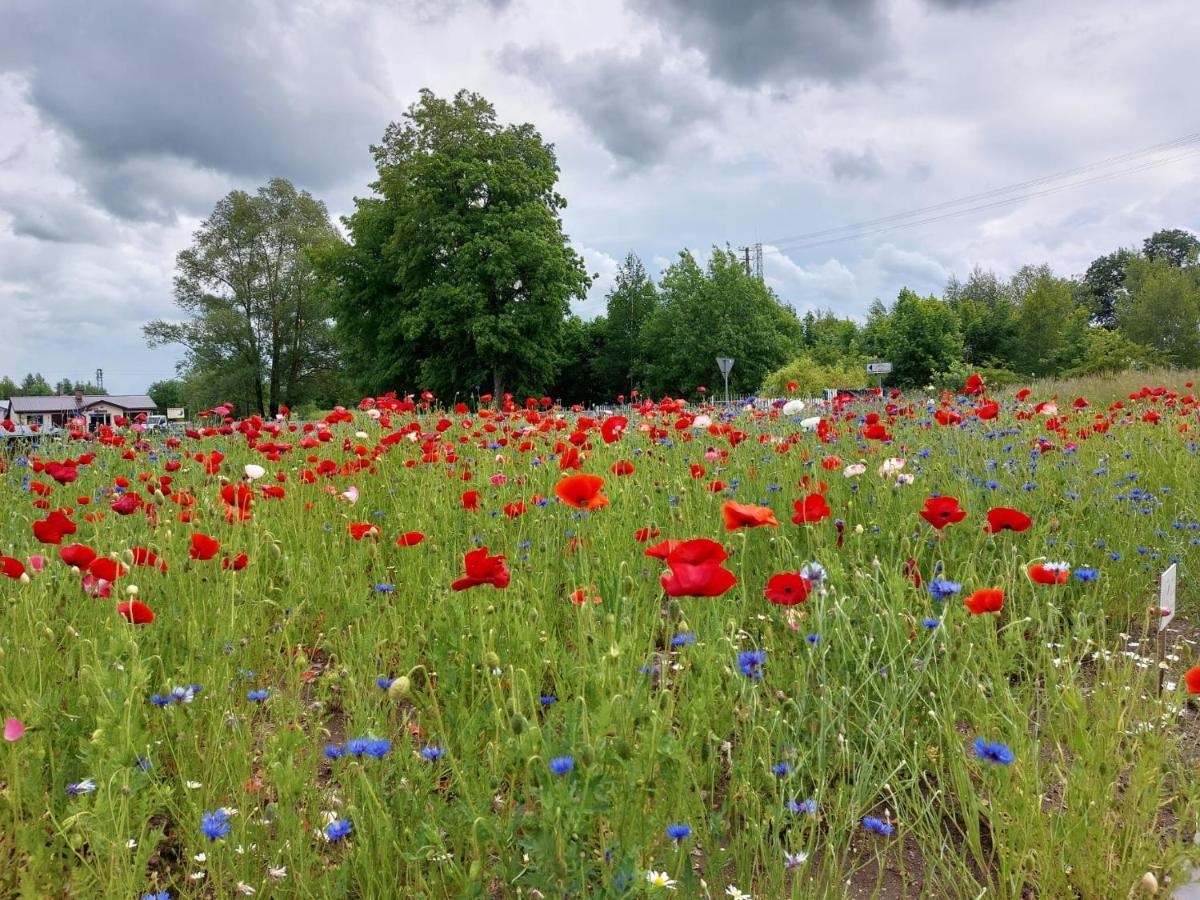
xmin=387 ymin=676 xmax=411 ymax=700
xmin=268 ymin=542 xmax=282 ymax=557
xmin=483 ymin=651 xmax=501 ymax=669
xmin=510 ymin=714 xmax=526 ymax=734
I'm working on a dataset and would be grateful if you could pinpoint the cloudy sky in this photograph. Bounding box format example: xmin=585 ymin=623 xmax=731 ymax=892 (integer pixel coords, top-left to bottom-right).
xmin=1 ymin=0 xmax=1196 ymax=393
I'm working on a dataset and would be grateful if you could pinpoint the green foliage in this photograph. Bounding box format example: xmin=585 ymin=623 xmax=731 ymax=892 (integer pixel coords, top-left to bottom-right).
xmin=15 ymin=372 xmax=53 ymax=395
xmin=52 ymin=379 xmax=106 ymax=396
xmin=868 ymin=288 xmax=963 ymax=387
xmin=1142 ymin=228 xmax=1200 ymax=267
xmin=1118 ymin=257 xmax=1200 ymax=367
xmin=322 ymin=89 xmax=590 ymax=400
xmin=146 ymin=379 xmax=184 ymax=411
xmin=759 ymin=353 xmax=868 ymax=395
xmin=639 ymin=249 xmax=803 ymax=397
xmin=1078 ymin=248 xmax=1136 ymax=328
xmin=1065 ymin=328 xmax=1163 ymax=376
xmin=1009 ymin=268 xmax=1088 ymax=377
xmin=591 ymin=253 xmax=659 ymax=399
xmin=944 ymin=266 xmax=1017 ymax=364
xmin=144 ymin=178 xmax=341 ymax=416
xmin=547 ymin=315 xmax=609 ymax=406
xmin=801 ymin=310 xmax=862 ymax=366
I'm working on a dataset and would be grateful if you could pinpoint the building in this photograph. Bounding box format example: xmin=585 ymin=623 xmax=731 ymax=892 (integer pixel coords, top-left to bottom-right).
xmin=7 ymin=393 xmax=157 ymax=428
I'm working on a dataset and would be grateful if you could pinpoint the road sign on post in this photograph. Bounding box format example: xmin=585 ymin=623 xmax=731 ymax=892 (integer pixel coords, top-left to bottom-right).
xmin=716 ymin=357 xmax=734 ymax=404
xmin=866 ymin=361 xmax=892 ymax=389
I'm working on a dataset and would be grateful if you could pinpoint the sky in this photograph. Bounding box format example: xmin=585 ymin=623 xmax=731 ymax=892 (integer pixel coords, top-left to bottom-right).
xmin=0 ymin=0 xmax=1197 ymax=393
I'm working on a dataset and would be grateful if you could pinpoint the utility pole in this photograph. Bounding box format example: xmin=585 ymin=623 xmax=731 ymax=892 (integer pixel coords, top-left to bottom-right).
xmin=95 ymin=368 xmax=103 ymax=390
xmin=737 ymin=244 xmax=764 ymax=280
xmin=742 ymin=246 xmax=751 ymax=275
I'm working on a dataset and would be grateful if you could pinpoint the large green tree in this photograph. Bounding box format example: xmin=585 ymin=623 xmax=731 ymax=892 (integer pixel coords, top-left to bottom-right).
xmin=1142 ymin=228 xmax=1200 ymax=268
xmin=870 ymin=289 xmax=963 ymax=386
xmin=1079 ymin=248 xmax=1136 ymax=328
xmin=144 ymin=178 xmax=341 ymax=416
xmin=1009 ymin=267 xmax=1088 ymax=377
xmin=323 ymin=89 xmax=591 ymax=400
xmin=592 ymin=253 xmax=658 ymax=399
xmin=1118 ymin=257 xmax=1200 ymax=367
xmin=639 ymin=248 xmax=803 ymax=397
xmin=943 ymin=267 xmax=1016 ymax=363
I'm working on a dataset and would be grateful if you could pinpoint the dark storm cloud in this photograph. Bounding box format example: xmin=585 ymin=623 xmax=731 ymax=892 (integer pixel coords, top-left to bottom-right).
xmin=827 ymin=146 xmax=884 ymax=181
xmin=499 ymin=45 xmax=719 ymax=168
xmin=629 ymin=0 xmax=892 ymax=87
xmin=0 ymin=0 xmax=387 ymax=220
xmin=631 ymin=0 xmax=1008 ymax=88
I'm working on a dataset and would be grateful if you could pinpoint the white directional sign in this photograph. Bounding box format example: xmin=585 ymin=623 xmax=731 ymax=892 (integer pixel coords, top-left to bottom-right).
xmin=1159 ymin=563 xmax=1177 ymax=632
xmin=866 ymin=362 xmax=893 ymax=375
xmin=716 ymin=357 xmax=734 ymax=377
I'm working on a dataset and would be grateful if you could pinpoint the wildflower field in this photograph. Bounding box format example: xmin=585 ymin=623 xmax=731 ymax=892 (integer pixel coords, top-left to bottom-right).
xmin=3 ymin=378 xmax=1200 ymax=899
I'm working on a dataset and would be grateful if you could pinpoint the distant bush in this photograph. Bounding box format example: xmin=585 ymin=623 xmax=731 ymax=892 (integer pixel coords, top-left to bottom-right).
xmin=931 ymin=361 xmax=1023 ymax=392
xmin=1065 ymin=329 xmax=1164 ymax=377
xmin=760 ymin=354 xmax=869 ymax=396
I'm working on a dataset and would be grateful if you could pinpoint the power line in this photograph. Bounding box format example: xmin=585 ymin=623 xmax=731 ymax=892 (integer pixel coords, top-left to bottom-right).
xmin=762 ymin=144 xmax=1200 ymax=255
xmin=755 ymin=130 xmax=1200 ymax=252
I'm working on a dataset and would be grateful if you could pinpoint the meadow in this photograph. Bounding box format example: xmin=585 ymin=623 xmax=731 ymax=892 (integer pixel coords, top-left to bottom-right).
xmin=2 ymin=375 xmax=1200 ymax=899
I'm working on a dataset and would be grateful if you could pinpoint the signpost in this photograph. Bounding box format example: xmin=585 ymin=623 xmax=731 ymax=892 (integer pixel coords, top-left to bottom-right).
xmin=866 ymin=361 xmax=892 ymax=389
xmin=166 ymin=408 xmax=186 ymax=421
xmin=1156 ymin=563 xmax=1177 ymax=695
xmin=716 ymin=357 xmax=734 ymax=404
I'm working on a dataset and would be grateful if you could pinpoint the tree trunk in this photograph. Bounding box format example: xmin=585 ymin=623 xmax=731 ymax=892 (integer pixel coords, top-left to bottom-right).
xmin=492 ymin=368 xmax=504 ymax=400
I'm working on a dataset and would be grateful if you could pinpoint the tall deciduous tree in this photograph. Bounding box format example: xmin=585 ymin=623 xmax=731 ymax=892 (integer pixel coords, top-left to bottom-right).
xmin=323 ymin=89 xmax=591 ymax=399
xmin=871 ymin=289 xmax=963 ymax=386
xmin=1009 ymin=268 xmax=1088 ymax=377
xmin=145 ymin=179 xmax=340 ymax=416
xmin=639 ymin=248 xmax=803 ymax=397
xmin=1079 ymin=248 xmax=1136 ymax=328
xmin=943 ymin=267 xmax=1016 ymax=363
xmin=1142 ymin=228 xmax=1200 ymax=268
xmin=593 ymin=253 xmax=658 ymax=398
xmin=1119 ymin=257 xmax=1200 ymax=367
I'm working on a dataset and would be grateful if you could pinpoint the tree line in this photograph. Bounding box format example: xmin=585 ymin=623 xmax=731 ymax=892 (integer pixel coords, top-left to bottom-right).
xmin=141 ymin=88 xmax=1200 ymax=414
xmin=0 ymin=374 xmax=106 ymax=398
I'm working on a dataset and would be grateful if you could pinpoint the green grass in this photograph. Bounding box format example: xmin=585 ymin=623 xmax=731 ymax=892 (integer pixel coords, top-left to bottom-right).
xmin=1 ymin=379 xmax=1199 ymax=898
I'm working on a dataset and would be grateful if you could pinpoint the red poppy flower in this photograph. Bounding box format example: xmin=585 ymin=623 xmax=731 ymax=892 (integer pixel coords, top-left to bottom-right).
xmin=1015 ymin=388 xmax=1031 ymax=401
xmin=904 ymin=557 xmax=922 ymax=588
xmin=964 ymin=588 xmax=1004 ymax=615
xmin=0 ymin=556 xmax=26 ymax=579
xmin=662 ymin=538 xmax=728 ymax=565
xmin=110 ymin=494 xmax=140 ymax=516
xmin=190 ymin=532 xmax=222 ymax=559
xmin=722 ymin=501 xmax=779 ymax=531
xmin=116 ymin=600 xmax=155 ymax=624
xmin=975 ymin=402 xmax=999 ymax=420
xmin=348 ymin=522 xmax=381 ymax=541
xmin=644 ymin=539 xmax=682 ymax=561
xmin=1186 ymin=665 xmax=1200 ymax=694
xmin=918 ymin=496 xmax=967 ymax=529
xmin=984 ymin=507 xmax=1032 ymax=534
xmin=555 ymin=474 xmax=609 ymax=510
xmin=87 ymin=557 xmax=127 ymax=582
xmin=600 ymin=416 xmax=628 ymax=444
xmin=764 ymin=572 xmax=811 ymax=606
xmin=568 ymin=586 xmax=601 ymax=605
xmin=129 ymin=547 xmax=167 ymax=572
xmin=862 ymin=423 xmax=892 ymax=441
xmin=934 ymin=409 xmax=962 ymax=426
xmin=396 ymin=531 xmax=426 ymax=547
xmin=610 ymin=460 xmax=635 ymax=476
xmin=1028 ymin=563 xmax=1070 ymax=584
xmin=634 ymin=527 xmax=660 ymax=543
xmin=461 ymin=490 xmax=480 ymax=511
xmin=59 ymin=543 xmax=97 ymax=569
xmin=792 ymin=493 xmax=831 ymax=525
xmin=963 ymin=373 xmax=986 ymax=395
xmin=503 ymin=500 xmax=527 ymax=519
xmin=690 ymin=464 xmax=706 ymax=479
xmin=222 ymin=553 xmax=249 ymax=571
xmin=451 ymin=546 xmax=511 ymax=590
xmin=661 ymin=561 xmax=738 ymax=597
xmin=820 ymin=455 xmax=843 ymax=471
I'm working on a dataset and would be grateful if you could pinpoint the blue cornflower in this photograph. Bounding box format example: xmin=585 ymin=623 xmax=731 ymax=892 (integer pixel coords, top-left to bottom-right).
xmin=800 ymin=562 xmax=826 ymax=583
xmin=737 ymin=650 xmax=766 ymax=680
xmin=1073 ymin=568 xmax=1099 ymax=582
xmin=325 ymin=818 xmax=352 ymax=841
xmin=66 ymin=779 xmax=97 ymax=797
xmin=973 ymin=738 xmax=1015 ymax=765
xmin=373 ymin=583 xmax=395 ymax=593
xmin=921 ymin=619 xmax=940 ymax=629
xmin=421 ymin=744 xmax=447 ymax=761
xmin=1109 ymin=551 xmax=1122 ymax=561
xmin=141 ymin=893 xmax=170 ymax=900
xmin=550 ymin=756 xmax=575 ymax=775
xmin=347 ymin=738 xmax=372 ymax=756
xmin=376 ymin=676 xmax=394 ymax=690
xmin=985 ymin=480 xmax=1000 ymax=491
xmin=806 ymin=634 xmax=820 ymax=645
xmin=928 ymin=578 xmax=961 ymax=602
xmin=136 ymin=757 xmax=153 ymax=772
xmin=364 ymin=739 xmax=391 ymax=759
xmin=539 ymin=695 xmax=557 ymax=706
xmin=666 ymin=823 xmax=691 ymax=842
xmin=771 ymin=761 xmax=792 ymax=777
xmin=170 ymin=686 xmax=195 ymax=704
xmin=670 ymin=631 xmax=696 ymax=647
xmin=861 ymin=816 xmax=894 ymax=836
xmin=149 ymin=694 xmax=170 ymax=707
xmin=324 ymin=744 xmax=345 ymax=760
xmin=246 ymin=689 xmax=269 ymax=702
xmin=786 ymin=797 xmax=818 ymax=815
xmin=200 ymin=809 xmax=231 ymax=841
